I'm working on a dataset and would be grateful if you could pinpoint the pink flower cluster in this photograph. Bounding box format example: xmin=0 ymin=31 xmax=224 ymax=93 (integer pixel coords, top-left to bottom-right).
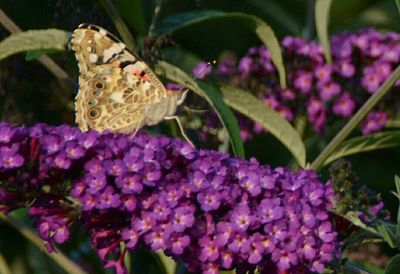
xmin=194 ymin=28 xmax=399 ymax=140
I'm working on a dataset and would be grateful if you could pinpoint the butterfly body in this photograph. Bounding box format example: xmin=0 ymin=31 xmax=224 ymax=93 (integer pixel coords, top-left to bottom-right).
xmin=70 ymin=24 xmax=186 ymax=134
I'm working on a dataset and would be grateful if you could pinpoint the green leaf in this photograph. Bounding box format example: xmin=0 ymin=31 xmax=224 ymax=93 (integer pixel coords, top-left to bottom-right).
xmin=25 ymin=49 xmax=61 ymax=61
xmin=386 ymin=118 xmax=400 ymax=128
xmin=0 ymin=29 xmax=69 ymax=62
xmin=385 ymin=254 xmax=400 ymax=274
xmin=245 ymin=0 xmax=301 ymax=35
xmin=346 ymin=259 xmax=385 ymax=274
xmin=155 ymin=10 xmax=224 ymax=34
xmin=155 ymin=61 xmax=245 ymax=158
xmin=392 ymin=176 xmax=400 ymax=201
xmin=0 ymin=253 xmax=12 ymax=274
xmin=115 ymin=0 xmax=147 ymax=36
xmin=397 ymin=0 xmax=400 ymax=15
xmin=377 ymin=223 xmax=396 ymax=248
xmin=197 ymin=81 xmax=245 ymax=158
xmin=394 ymin=175 xmax=400 ymax=238
xmin=161 ymin=47 xmax=202 ymax=73
xmin=155 ymin=11 xmax=286 ymax=89
xmin=220 ymin=85 xmax=306 ymax=167
xmin=315 ymin=0 xmax=333 ymax=63
xmin=348 ymin=1 xmax=400 ymax=32
xmin=157 ymin=253 xmax=176 ymax=274
xmin=323 ymin=131 xmax=400 ymax=166
xmin=131 ymin=248 xmax=167 ymax=274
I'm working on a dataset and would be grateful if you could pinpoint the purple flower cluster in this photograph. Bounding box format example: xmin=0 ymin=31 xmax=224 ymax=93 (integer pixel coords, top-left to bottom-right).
xmin=193 ymin=28 xmax=400 ymax=139
xmin=0 ymin=122 xmax=339 ymax=273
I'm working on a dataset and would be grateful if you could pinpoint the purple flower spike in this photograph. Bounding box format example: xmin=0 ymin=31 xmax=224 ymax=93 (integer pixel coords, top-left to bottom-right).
xmin=0 ymin=123 xmax=340 ymax=274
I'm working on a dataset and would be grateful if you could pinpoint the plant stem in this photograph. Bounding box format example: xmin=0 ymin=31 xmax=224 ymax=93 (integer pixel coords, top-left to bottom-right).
xmin=310 ymin=64 xmax=400 ymax=170
xmin=99 ymin=0 xmax=137 ymax=51
xmin=148 ymin=0 xmax=163 ymax=36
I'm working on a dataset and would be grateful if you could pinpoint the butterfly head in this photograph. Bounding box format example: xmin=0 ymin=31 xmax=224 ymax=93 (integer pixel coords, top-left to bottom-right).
xmin=166 ymin=86 xmax=188 ymax=106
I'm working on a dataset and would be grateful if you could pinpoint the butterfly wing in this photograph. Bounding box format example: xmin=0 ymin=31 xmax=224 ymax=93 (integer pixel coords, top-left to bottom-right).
xmin=70 ymin=24 xmax=170 ymax=133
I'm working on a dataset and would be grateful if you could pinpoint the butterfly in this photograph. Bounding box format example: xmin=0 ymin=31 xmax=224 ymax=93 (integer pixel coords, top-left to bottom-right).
xmin=70 ymin=24 xmax=193 ymax=146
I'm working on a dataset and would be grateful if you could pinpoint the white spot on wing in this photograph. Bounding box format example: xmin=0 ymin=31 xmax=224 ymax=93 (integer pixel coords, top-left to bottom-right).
xmin=110 ymin=93 xmax=124 ymax=103
xmin=143 ymin=82 xmax=151 ymax=91
xmin=94 ymin=33 xmax=102 ymax=40
xmin=103 ymin=44 xmax=122 ymax=62
xmin=89 ymin=53 xmax=99 ymax=63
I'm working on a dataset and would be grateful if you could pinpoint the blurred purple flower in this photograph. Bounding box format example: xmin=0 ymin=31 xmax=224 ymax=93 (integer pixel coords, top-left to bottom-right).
xmin=294 ymin=71 xmax=313 ymax=94
xmin=361 ymin=111 xmax=388 ymax=135
xmin=193 ymin=61 xmax=211 ymax=79
xmin=238 ymin=56 xmax=253 ymax=76
xmin=319 ymin=82 xmax=341 ymax=102
xmin=332 ymin=92 xmax=356 ymax=118
xmin=361 ymin=68 xmax=382 ymax=93
xmin=195 ymin=28 xmax=400 ymax=139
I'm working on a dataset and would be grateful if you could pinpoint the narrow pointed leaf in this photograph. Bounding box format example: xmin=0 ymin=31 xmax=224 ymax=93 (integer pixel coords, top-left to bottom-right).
xmin=377 ymin=223 xmax=395 ymax=248
xmin=220 ymin=85 xmax=306 ymax=167
xmin=155 ymin=61 xmax=245 ymax=157
xmin=395 ymin=175 xmax=400 ymax=238
xmin=158 ymin=252 xmax=176 ymax=274
xmin=25 ymin=49 xmax=60 ymax=61
xmin=396 ymin=176 xmax=400 ymax=195
xmin=323 ymin=131 xmax=400 ymax=166
xmin=0 ymin=253 xmax=12 ymax=274
xmin=155 ymin=11 xmax=286 ymax=88
xmin=315 ymin=0 xmax=333 ymax=63
xmin=0 ymin=29 xmax=69 ymax=61
xmin=397 ymin=0 xmax=400 ymax=15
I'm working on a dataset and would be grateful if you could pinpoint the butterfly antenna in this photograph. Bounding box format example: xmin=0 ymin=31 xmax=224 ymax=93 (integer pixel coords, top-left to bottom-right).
xmin=148 ymin=0 xmax=163 ymax=36
xmin=177 ymin=60 xmax=216 ymax=111
xmin=181 ymin=59 xmax=216 ymax=90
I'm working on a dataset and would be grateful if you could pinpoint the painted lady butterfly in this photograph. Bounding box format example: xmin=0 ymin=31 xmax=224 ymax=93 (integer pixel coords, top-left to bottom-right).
xmin=70 ymin=24 xmax=192 ymax=145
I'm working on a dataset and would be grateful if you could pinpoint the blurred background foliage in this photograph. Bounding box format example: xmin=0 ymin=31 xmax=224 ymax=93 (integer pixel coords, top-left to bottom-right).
xmin=0 ymin=0 xmax=400 ymax=273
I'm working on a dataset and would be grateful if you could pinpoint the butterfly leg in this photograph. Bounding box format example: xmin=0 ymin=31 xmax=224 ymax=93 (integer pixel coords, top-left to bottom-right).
xmin=164 ymin=115 xmax=195 ymax=147
xmin=183 ymin=106 xmax=209 ymax=114
xmin=130 ymin=119 xmax=144 ymax=138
